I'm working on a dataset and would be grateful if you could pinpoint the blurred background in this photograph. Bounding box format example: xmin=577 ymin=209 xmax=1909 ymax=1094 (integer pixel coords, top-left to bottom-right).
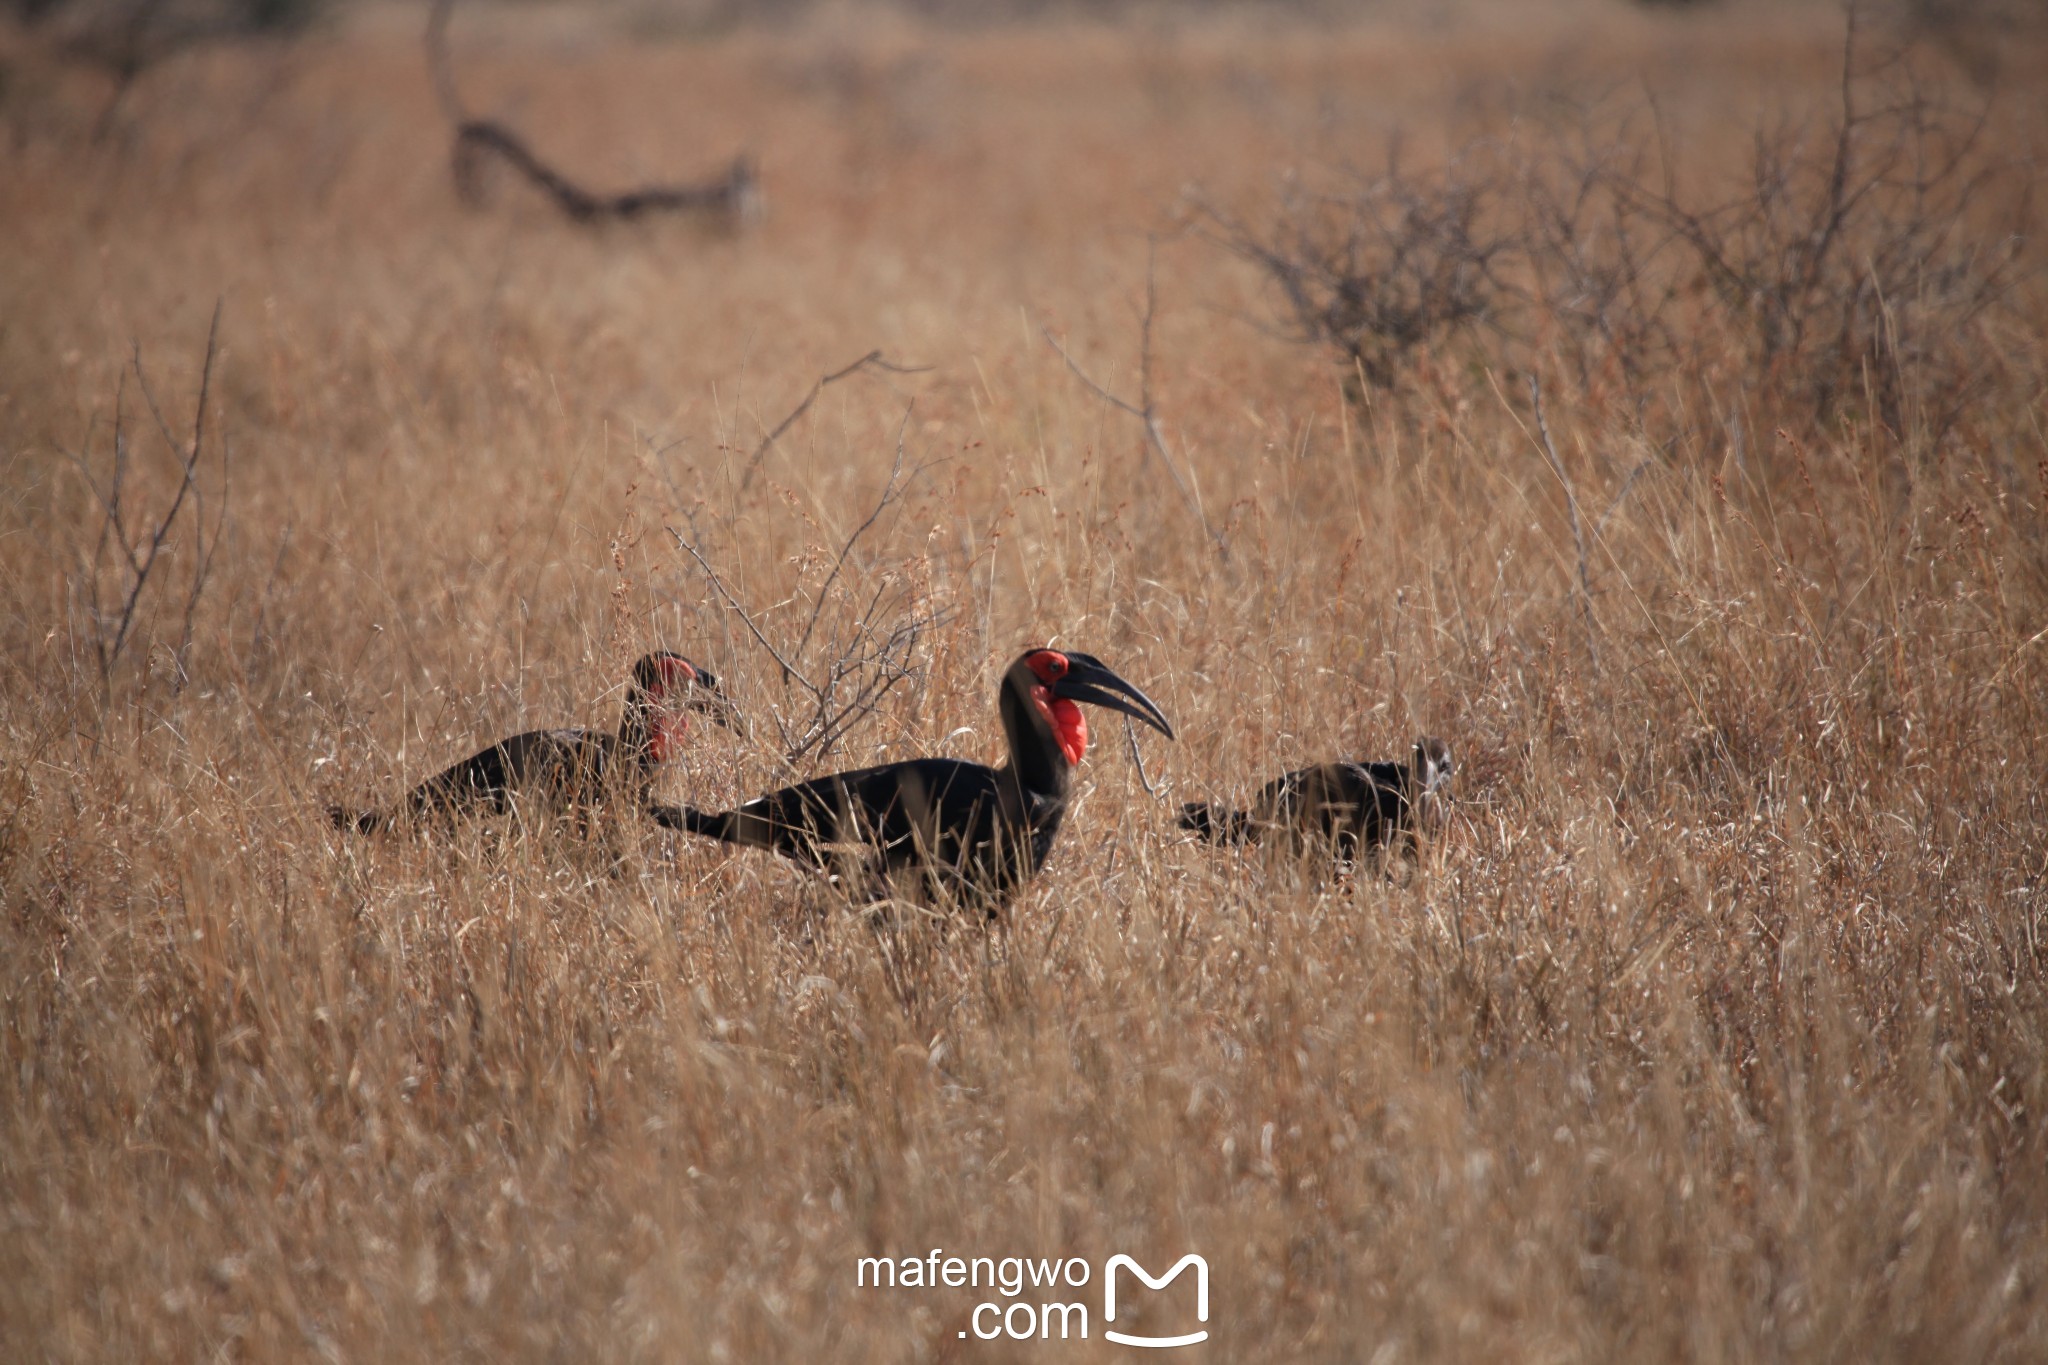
xmin=4 ymin=1 xmax=2046 ymax=1360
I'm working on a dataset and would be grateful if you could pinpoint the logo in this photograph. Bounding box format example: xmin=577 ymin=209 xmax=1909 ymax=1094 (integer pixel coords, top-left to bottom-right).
xmin=1102 ymin=1253 xmax=1209 ymax=1349
xmin=855 ymin=1247 xmax=1210 ymax=1349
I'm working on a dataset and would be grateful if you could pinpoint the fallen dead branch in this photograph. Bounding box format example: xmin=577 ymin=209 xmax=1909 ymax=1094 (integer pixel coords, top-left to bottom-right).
xmin=428 ymin=0 xmax=761 ymax=231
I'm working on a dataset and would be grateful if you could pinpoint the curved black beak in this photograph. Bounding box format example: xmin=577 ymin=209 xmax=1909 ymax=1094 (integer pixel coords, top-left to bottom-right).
xmin=1053 ymin=652 xmax=1175 ymax=740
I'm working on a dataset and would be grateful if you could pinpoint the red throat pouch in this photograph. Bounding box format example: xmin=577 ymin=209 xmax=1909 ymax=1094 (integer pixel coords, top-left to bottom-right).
xmin=648 ymin=714 xmax=688 ymax=763
xmin=1032 ymin=687 xmax=1088 ymax=765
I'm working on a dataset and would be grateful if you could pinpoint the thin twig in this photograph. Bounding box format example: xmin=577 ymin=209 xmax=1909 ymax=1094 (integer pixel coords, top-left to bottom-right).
xmin=669 ymin=526 xmax=819 ymax=699
xmin=670 ymin=508 xmax=943 ymax=768
xmin=1042 ymin=326 xmax=1220 ymax=553
xmin=741 ymin=350 xmax=930 ymax=490
xmin=175 ymin=418 xmax=231 ymax=692
xmin=1124 ymin=714 xmax=1161 ymax=797
xmin=96 ymin=302 xmax=222 ymax=685
xmin=797 ymin=607 xmax=944 ymax=765
xmin=1041 ymin=240 xmax=1226 ymax=558
xmin=795 ymin=405 xmax=915 ymax=666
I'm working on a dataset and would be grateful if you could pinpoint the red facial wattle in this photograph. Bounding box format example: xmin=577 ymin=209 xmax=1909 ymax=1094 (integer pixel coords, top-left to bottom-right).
xmin=648 ymin=713 xmax=689 ymax=763
xmin=645 ymin=657 xmax=702 ymax=761
xmin=1031 ymin=685 xmax=1088 ymax=765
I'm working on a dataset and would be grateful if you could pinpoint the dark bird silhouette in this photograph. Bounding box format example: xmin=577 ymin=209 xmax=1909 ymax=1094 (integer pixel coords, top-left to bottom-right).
xmin=654 ymin=649 xmax=1173 ymax=911
xmin=329 ymin=651 xmax=729 ymax=834
xmin=1180 ymin=736 xmax=1454 ymax=866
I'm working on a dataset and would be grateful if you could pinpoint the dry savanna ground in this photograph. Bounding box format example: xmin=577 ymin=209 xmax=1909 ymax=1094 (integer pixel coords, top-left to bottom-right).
xmin=3 ymin=0 xmax=2046 ymax=1359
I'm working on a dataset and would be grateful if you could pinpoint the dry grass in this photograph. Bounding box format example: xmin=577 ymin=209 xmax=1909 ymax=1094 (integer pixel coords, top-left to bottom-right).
xmin=3 ymin=2 xmax=2046 ymax=1359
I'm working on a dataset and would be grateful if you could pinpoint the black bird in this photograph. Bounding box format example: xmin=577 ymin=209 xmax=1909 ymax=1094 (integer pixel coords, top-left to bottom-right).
xmin=329 ymin=651 xmax=729 ymax=834
xmin=654 ymin=648 xmax=1174 ymax=910
xmin=1180 ymin=736 xmax=1454 ymax=865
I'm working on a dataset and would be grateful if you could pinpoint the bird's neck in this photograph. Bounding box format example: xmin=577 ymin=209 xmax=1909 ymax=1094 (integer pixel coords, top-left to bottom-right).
xmin=617 ymin=689 xmax=666 ymax=767
xmin=1405 ymin=747 xmax=1435 ymax=801
xmin=998 ymin=679 xmax=1076 ymax=810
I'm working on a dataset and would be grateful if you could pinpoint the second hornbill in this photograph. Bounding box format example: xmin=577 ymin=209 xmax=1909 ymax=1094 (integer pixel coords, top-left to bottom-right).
xmin=329 ymin=650 xmax=730 ymax=834
xmin=1180 ymin=736 xmax=1454 ymax=865
xmin=653 ymin=648 xmax=1174 ymax=910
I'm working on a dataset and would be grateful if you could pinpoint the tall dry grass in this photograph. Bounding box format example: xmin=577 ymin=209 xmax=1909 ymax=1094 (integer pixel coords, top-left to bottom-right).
xmin=2 ymin=3 xmax=2045 ymax=1359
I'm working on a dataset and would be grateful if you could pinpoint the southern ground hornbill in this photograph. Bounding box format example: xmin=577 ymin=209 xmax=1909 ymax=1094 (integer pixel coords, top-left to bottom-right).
xmin=652 ymin=648 xmax=1174 ymax=910
xmin=329 ymin=651 xmax=729 ymax=834
xmin=1180 ymin=736 xmax=1454 ymax=866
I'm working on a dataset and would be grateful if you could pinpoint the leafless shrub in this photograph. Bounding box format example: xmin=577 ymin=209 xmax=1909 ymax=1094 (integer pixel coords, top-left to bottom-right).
xmin=670 ymin=424 xmax=945 ymax=770
xmin=1517 ymin=113 xmax=1691 ymax=418
xmin=12 ymin=0 xmax=320 ymax=137
xmin=1609 ymin=10 xmax=2030 ymax=437
xmin=1209 ymin=10 xmax=2032 ymax=440
xmin=65 ymin=305 xmax=230 ymax=693
xmin=1196 ymin=144 xmax=1519 ymax=396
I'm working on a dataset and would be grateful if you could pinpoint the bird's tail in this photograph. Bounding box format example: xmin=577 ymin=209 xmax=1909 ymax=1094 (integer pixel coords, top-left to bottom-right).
xmin=328 ymin=805 xmax=388 ymax=835
xmin=1179 ymin=801 xmax=1251 ymax=844
xmin=648 ymin=802 xmax=742 ymax=843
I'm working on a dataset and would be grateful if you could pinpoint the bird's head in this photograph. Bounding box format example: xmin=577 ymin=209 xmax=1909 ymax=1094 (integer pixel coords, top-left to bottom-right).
xmin=630 ymin=651 xmax=734 ymax=761
xmin=1412 ymin=735 xmax=1455 ymax=823
xmin=1009 ymin=648 xmax=1175 ymax=767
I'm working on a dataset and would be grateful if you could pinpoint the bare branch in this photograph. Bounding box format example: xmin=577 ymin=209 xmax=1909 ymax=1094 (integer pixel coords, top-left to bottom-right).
xmin=670 ymin=412 xmax=945 ymax=769
xmin=668 ymin=525 xmax=819 ymax=700
xmin=1124 ymin=714 xmax=1162 ymax=798
xmin=1194 ymin=148 xmax=1517 ymax=398
xmin=741 ymin=350 xmax=930 ymax=491
xmin=175 ymin=419 xmax=231 ymax=692
xmin=795 ymin=404 xmax=918 ymax=665
xmin=1041 ymin=246 xmax=1226 ymax=557
xmin=426 ymin=0 xmax=466 ymax=125
xmin=92 ymin=302 xmax=222 ymax=686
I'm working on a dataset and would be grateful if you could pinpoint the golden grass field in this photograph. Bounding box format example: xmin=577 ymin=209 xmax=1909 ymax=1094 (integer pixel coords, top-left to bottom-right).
xmin=3 ymin=0 xmax=2046 ymax=1358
